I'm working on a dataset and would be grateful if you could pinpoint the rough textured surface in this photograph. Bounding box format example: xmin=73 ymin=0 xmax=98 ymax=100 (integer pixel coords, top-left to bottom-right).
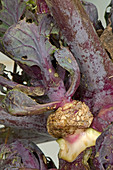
xmin=95 ymin=124 xmax=113 ymax=169
xmin=59 ymin=147 xmax=96 ymax=170
xmin=57 ymin=128 xmax=101 ymax=162
xmin=100 ymin=25 xmax=113 ymax=59
xmin=47 ymin=100 xmax=93 ymax=138
xmin=0 ymin=139 xmax=48 ymax=169
xmin=45 ymin=0 xmax=113 ymax=114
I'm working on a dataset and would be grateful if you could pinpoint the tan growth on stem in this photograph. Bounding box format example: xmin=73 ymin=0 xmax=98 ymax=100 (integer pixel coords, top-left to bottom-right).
xmin=47 ymin=100 xmax=93 ymax=138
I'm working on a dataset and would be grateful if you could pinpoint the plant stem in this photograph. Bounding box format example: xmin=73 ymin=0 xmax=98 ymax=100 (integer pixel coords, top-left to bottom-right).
xmin=45 ymin=0 xmax=113 ymax=113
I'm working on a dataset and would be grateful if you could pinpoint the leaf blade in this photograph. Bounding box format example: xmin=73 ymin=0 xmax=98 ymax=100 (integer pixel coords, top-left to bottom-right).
xmin=0 ymin=0 xmax=26 ymax=37
xmin=54 ymin=47 xmax=80 ymax=98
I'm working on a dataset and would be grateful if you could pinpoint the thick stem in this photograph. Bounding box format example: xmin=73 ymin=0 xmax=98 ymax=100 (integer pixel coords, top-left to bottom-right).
xmin=45 ymin=0 xmax=113 ymax=113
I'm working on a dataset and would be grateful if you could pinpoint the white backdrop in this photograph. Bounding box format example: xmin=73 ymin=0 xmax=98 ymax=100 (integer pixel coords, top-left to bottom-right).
xmin=0 ymin=0 xmax=111 ymax=168
xmin=85 ymin=0 xmax=111 ymax=27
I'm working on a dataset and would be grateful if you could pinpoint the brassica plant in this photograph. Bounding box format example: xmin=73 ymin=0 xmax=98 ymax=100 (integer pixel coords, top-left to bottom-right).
xmin=0 ymin=0 xmax=113 ymax=169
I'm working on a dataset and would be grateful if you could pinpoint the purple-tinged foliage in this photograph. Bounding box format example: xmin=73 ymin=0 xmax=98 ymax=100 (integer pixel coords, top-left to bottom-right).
xmin=0 ymin=0 xmax=26 ymax=37
xmin=36 ymin=0 xmax=49 ymax=14
xmin=54 ymin=47 xmax=80 ymax=99
xmin=91 ymin=116 xmax=109 ymax=132
xmin=95 ymin=124 xmax=113 ymax=169
xmin=38 ymin=14 xmax=59 ymax=38
xmin=92 ymin=104 xmax=113 ymax=132
xmin=0 ymin=100 xmax=57 ymax=144
xmin=0 ymin=75 xmax=45 ymax=96
xmin=59 ymin=151 xmax=89 ymax=170
xmin=0 ymin=125 xmax=54 ymax=144
xmin=3 ymin=19 xmax=66 ymax=102
xmin=0 ymin=0 xmax=113 ymax=169
xmin=1 ymin=90 xmax=61 ymax=116
xmin=0 ymin=0 xmax=81 ymax=145
xmin=0 ymin=140 xmax=48 ymax=169
xmin=81 ymin=1 xmax=98 ymax=26
xmin=81 ymin=0 xmax=104 ymax=30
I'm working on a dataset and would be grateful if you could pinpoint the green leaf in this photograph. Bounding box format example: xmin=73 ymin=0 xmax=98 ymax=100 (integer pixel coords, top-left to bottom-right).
xmin=0 ymin=0 xmax=26 ymax=37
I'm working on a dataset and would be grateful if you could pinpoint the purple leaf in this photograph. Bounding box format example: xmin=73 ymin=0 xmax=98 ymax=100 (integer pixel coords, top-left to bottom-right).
xmin=2 ymin=90 xmax=60 ymax=116
xmin=38 ymin=14 xmax=59 ymax=37
xmin=81 ymin=0 xmax=100 ymax=30
xmin=0 ymin=106 xmax=54 ymax=143
xmin=3 ymin=19 xmax=66 ymax=101
xmin=91 ymin=104 xmax=113 ymax=132
xmin=54 ymin=47 xmax=80 ymax=98
xmin=0 ymin=0 xmax=26 ymax=36
xmin=95 ymin=124 xmax=113 ymax=169
xmin=36 ymin=0 xmax=49 ymax=14
xmin=3 ymin=20 xmax=52 ymax=67
xmin=0 ymin=127 xmax=54 ymax=144
xmin=0 ymin=140 xmax=48 ymax=169
xmin=0 ymin=75 xmax=45 ymax=96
